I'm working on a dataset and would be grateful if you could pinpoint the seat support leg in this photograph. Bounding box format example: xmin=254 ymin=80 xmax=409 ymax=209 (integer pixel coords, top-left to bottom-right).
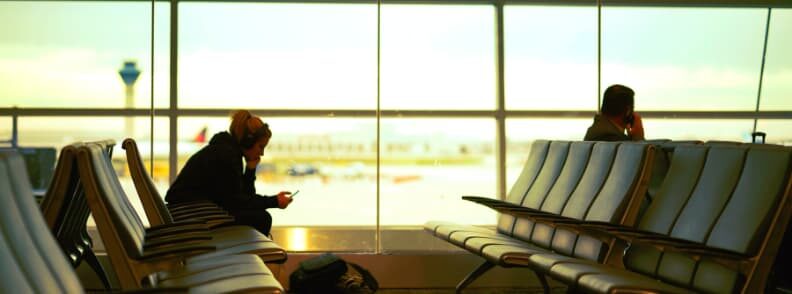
xmin=535 ymin=271 xmax=550 ymax=294
xmin=456 ymin=261 xmax=495 ymax=294
xmin=84 ymin=248 xmax=112 ymax=289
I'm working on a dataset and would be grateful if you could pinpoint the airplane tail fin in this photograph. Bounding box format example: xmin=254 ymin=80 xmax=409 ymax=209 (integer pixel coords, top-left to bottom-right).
xmin=194 ymin=127 xmax=207 ymax=143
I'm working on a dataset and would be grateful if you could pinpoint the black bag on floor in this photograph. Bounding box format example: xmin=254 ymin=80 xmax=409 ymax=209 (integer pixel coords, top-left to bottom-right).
xmin=289 ymin=253 xmax=378 ymax=294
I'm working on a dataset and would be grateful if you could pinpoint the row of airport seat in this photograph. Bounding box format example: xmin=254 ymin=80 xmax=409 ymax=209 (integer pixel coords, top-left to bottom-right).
xmin=426 ymin=140 xmax=792 ymax=293
xmin=0 ymin=140 xmax=287 ymax=292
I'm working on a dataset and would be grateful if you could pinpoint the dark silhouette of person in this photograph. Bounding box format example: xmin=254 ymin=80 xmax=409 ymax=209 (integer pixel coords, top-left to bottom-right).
xmin=165 ymin=110 xmax=292 ymax=236
xmin=584 ymin=84 xmax=645 ymax=141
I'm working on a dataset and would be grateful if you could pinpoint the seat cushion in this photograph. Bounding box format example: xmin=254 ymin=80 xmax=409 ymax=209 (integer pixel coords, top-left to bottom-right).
xmin=158 ymin=254 xmax=265 ymax=281
xmin=158 ymin=261 xmax=283 ymax=293
xmin=479 ymin=243 xmax=548 ymax=265
xmin=578 ymin=268 xmax=695 ymax=294
xmin=423 ymin=221 xmax=457 ymax=234
xmin=459 ymin=235 xmax=527 ymax=253
xmin=546 ymin=258 xmax=608 ymax=285
xmin=437 ymin=225 xmax=496 ymax=241
xmin=186 ymin=242 xmax=288 ymax=263
xmin=528 ymin=253 xmax=595 ymax=275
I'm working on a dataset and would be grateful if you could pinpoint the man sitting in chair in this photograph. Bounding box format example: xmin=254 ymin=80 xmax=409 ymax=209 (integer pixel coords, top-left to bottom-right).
xmin=584 ymin=84 xmax=645 ymax=141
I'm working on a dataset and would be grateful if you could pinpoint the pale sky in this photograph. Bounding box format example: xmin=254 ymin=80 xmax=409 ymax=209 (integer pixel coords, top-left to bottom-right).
xmin=1 ymin=3 xmax=791 ymax=138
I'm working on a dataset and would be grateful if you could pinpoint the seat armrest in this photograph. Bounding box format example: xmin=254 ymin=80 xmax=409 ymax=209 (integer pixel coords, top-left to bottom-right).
xmin=139 ymin=244 xmax=217 ymax=260
xmin=461 ymin=195 xmax=502 ymax=204
xmin=496 ymin=206 xmax=567 ymax=218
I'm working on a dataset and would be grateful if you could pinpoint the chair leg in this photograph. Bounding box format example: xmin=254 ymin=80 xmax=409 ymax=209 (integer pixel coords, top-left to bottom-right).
xmin=84 ymin=248 xmax=112 ymax=289
xmin=536 ymin=271 xmax=550 ymax=294
xmin=456 ymin=261 xmax=495 ymax=294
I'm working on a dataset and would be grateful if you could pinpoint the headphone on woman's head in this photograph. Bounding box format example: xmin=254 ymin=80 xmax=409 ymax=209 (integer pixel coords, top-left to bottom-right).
xmin=240 ymin=123 xmax=269 ymax=149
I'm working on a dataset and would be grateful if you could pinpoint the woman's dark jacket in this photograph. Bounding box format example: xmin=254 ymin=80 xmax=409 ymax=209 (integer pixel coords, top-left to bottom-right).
xmin=165 ymin=131 xmax=279 ymax=211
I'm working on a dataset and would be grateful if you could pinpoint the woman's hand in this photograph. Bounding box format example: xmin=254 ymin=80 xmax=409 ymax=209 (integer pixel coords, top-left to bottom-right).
xmin=277 ymin=191 xmax=293 ymax=209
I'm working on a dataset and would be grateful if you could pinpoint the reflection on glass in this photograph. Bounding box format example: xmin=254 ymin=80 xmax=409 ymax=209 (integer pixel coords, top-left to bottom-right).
xmin=505 ymin=5 xmax=597 ymax=110
xmin=178 ymin=117 xmax=377 ymax=227
xmin=0 ymin=2 xmax=170 ymax=108
xmin=602 ymin=7 xmax=766 ymax=111
xmin=179 ymin=3 xmax=377 ymax=109
xmin=755 ymin=120 xmax=792 ymax=145
xmin=505 ymin=118 xmax=592 ymax=187
xmin=643 ymin=119 xmax=754 ymax=143
xmin=380 ymin=118 xmax=496 ymax=227
xmin=759 ymin=9 xmax=792 ymax=111
xmin=381 ymin=5 xmax=495 ymax=110
xmin=0 ymin=117 xmax=10 ymax=142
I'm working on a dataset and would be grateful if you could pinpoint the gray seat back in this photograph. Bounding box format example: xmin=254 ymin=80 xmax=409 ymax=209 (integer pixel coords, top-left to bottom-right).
xmin=549 ymin=142 xmax=620 ymax=256
xmin=0 ymin=151 xmax=85 ymax=294
xmin=653 ymin=145 xmax=748 ymax=288
xmin=122 ymin=138 xmax=175 ymax=226
xmin=571 ymin=142 xmax=652 ymax=261
xmin=623 ymin=144 xmax=792 ymax=293
xmin=690 ymin=145 xmax=792 ymax=293
xmin=527 ymin=141 xmax=595 ymax=247
xmin=76 ymin=143 xmax=149 ymax=287
xmin=510 ymin=141 xmax=571 ymax=240
xmin=497 ymin=140 xmax=550 ymax=234
xmin=623 ymin=144 xmax=708 ymax=276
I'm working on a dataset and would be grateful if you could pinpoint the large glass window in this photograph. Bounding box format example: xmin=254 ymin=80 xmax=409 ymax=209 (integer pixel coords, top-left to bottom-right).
xmin=505 ymin=5 xmax=597 ymax=110
xmin=759 ymin=9 xmax=792 ymax=111
xmin=179 ymin=116 xmax=377 ymax=251
xmin=643 ymin=119 xmax=755 ymax=142
xmin=379 ymin=118 xmax=496 ymax=225
xmin=4 ymin=1 xmax=792 ymax=255
xmin=0 ymin=117 xmax=11 ymax=142
xmin=178 ymin=3 xmax=377 ymax=109
xmin=601 ymin=7 xmax=767 ymax=111
xmin=380 ymin=4 xmax=496 ymax=110
xmin=755 ymin=119 xmax=792 ymax=145
xmin=0 ymin=1 xmax=170 ymax=108
xmin=178 ymin=116 xmax=377 ymax=225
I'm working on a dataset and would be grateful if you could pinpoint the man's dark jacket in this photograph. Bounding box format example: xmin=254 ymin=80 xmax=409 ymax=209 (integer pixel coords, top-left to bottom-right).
xmin=584 ymin=114 xmax=631 ymax=141
xmin=165 ymin=131 xmax=279 ymax=211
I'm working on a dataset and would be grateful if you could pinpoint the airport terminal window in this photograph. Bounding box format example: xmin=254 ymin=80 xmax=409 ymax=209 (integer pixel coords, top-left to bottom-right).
xmin=756 ymin=120 xmax=792 ymax=145
xmin=759 ymin=9 xmax=792 ymax=111
xmin=0 ymin=117 xmax=10 ymax=143
xmin=178 ymin=116 xmax=378 ymax=227
xmin=379 ymin=118 xmax=496 ymax=227
xmin=380 ymin=4 xmax=495 ymax=110
xmin=5 ymin=1 xmax=792 ymax=254
xmin=178 ymin=3 xmax=377 ymax=109
xmin=504 ymin=5 xmax=597 ymax=111
xmin=601 ymin=7 xmax=767 ymax=111
xmin=642 ymin=119 xmax=754 ymax=142
xmin=505 ymin=118 xmax=592 ymax=188
xmin=0 ymin=1 xmax=170 ymax=108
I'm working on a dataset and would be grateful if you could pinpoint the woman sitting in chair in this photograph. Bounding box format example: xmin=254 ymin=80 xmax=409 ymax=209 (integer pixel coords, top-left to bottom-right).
xmin=165 ymin=110 xmax=293 ymax=236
